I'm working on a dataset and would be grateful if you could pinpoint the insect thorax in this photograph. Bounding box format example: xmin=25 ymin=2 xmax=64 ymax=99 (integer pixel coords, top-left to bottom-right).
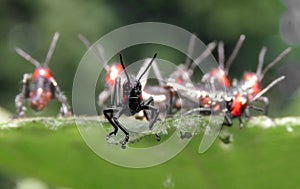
xmin=122 ymin=80 xmax=143 ymax=115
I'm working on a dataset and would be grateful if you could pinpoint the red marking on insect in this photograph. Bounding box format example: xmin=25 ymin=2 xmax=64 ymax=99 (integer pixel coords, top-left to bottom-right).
xmin=209 ymin=68 xmax=230 ymax=87
xmin=243 ymin=73 xmax=261 ymax=96
xmin=29 ymin=88 xmax=52 ymax=111
xmin=197 ymin=90 xmax=210 ymax=107
xmin=106 ymin=64 xmax=123 ymax=86
xmin=123 ymin=95 xmax=127 ymax=102
xmin=200 ymin=96 xmax=211 ymax=108
xmin=32 ymin=68 xmax=52 ymax=81
xmin=175 ymin=78 xmax=183 ymax=84
xmin=231 ymin=93 xmax=248 ymax=117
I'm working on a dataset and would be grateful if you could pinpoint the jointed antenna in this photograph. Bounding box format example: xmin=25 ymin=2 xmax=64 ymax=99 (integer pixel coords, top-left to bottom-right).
xmin=78 ymin=33 xmax=109 ymax=71
xmin=44 ymin=32 xmax=60 ymax=67
xmin=78 ymin=33 xmax=93 ymax=49
xmin=137 ymin=53 xmax=157 ymax=82
xmin=225 ymin=34 xmax=246 ymax=74
xmin=96 ymin=45 xmax=108 ymax=67
xmin=185 ymin=34 xmax=197 ymax=68
xmin=15 ymin=48 xmax=41 ymax=67
xmin=192 ymin=41 xmax=217 ymax=69
xmin=119 ymin=54 xmax=131 ymax=84
xmin=218 ymin=41 xmax=225 ymax=69
xmin=252 ymin=76 xmax=285 ymax=102
xmin=256 ymin=46 xmax=267 ymax=76
xmin=151 ymin=59 xmax=165 ymax=87
xmin=260 ymin=47 xmax=291 ymax=81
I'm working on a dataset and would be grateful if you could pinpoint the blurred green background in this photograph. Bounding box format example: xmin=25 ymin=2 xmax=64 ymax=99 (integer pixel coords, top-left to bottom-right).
xmin=0 ymin=0 xmax=300 ymax=188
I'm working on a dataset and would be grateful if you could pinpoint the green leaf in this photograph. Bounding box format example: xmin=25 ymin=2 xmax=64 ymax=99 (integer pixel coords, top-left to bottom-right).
xmin=0 ymin=116 xmax=299 ymax=189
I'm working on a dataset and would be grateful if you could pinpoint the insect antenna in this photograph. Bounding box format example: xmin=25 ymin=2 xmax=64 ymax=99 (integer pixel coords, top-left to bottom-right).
xmin=191 ymin=41 xmax=217 ymax=70
xmin=218 ymin=41 xmax=225 ymax=69
xmin=15 ymin=48 xmax=41 ymax=68
xmin=78 ymin=33 xmax=109 ymax=71
xmin=151 ymin=58 xmax=165 ymax=87
xmin=44 ymin=32 xmax=60 ymax=67
xmin=185 ymin=34 xmax=197 ymax=69
xmin=225 ymin=34 xmax=246 ymax=74
xmin=119 ymin=54 xmax=131 ymax=84
xmin=259 ymin=47 xmax=291 ymax=81
xmin=78 ymin=33 xmax=92 ymax=48
xmin=256 ymin=46 xmax=267 ymax=77
xmin=137 ymin=53 xmax=157 ymax=82
xmin=251 ymin=76 xmax=285 ymax=102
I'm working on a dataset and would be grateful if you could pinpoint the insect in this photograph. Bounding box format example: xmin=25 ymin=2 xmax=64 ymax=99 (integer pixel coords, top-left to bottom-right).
xmin=224 ymin=76 xmax=286 ymax=127
xmin=198 ymin=75 xmax=285 ymax=152
xmin=233 ymin=47 xmax=291 ymax=115
xmin=14 ymin=32 xmax=72 ymax=118
xmin=78 ymin=34 xmax=124 ymax=108
xmin=103 ymin=53 xmax=160 ymax=148
xmin=78 ymin=34 xmax=156 ymax=120
xmin=192 ymin=35 xmax=246 ymax=112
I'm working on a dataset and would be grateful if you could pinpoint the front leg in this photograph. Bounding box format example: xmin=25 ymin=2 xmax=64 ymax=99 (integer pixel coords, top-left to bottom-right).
xmin=15 ymin=73 xmax=31 ymax=118
xmin=15 ymin=94 xmax=26 ymax=118
xmin=238 ymin=116 xmax=243 ymax=129
xmin=103 ymin=107 xmax=120 ymax=138
xmin=256 ymin=96 xmax=269 ymax=115
xmin=167 ymin=88 xmax=178 ymax=116
xmin=244 ymin=108 xmax=251 ymax=120
xmin=143 ymin=97 xmax=160 ymax=141
xmin=143 ymin=97 xmax=159 ymax=130
xmin=104 ymin=107 xmax=128 ymax=148
xmin=111 ymin=109 xmax=129 ymax=148
xmin=50 ymin=78 xmax=72 ymax=117
xmin=223 ymin=111 xmax=233 ymax=127
xmin=249 ymin=105 xmax=264 ymax=113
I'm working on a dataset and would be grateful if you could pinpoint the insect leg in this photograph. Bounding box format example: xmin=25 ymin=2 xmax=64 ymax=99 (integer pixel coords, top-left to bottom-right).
xmin=249 ymin=105 xmax=264 ymax=112
xmin=143 ymin=97 xmax=159 ymax=129
xmin=103 ymin=107 xmax=120 ymax=138
xmin=167 ymin=89 xmax=174 ymax=116
xmin=223 ymin=111 xmax=233 ymax=127
xmin=111 ymin=109 xmax=129 ymax=148
xmin=244 ymin=108 xmax=251 ymax=120
xmin=255 ymin=96 xmax=269 ymax=115
xmin=15 ymin=73 xmax=31 ymax=118
xmin=143 ymin=97 xmax=160 ymax=141
xmin=151 ymin=60 xmax=165 ymax=87
xmin=166 ymin=88 xmax=179 ymax=117
xmin=50 ymin=78 xmax=72 ymax=117
xmin=238 ymin=116 xmax=244 ymax=128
